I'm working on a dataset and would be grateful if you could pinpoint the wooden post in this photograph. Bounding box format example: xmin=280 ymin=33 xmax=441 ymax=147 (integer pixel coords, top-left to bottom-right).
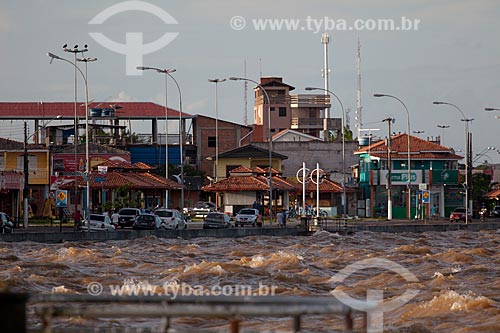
xmin=0 ymin=293 xmax=28 ymax=333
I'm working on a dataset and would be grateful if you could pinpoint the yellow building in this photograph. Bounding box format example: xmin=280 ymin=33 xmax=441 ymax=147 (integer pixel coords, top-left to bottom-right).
xmin=0 ymin=139 xmax=49 ymax=218
xmin=211 ymin=144 xmax=287 ymax=180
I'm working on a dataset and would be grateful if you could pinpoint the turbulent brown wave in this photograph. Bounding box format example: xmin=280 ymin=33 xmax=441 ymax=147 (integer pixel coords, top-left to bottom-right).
xmin=1 ymin=230 xmax=500 ymax=332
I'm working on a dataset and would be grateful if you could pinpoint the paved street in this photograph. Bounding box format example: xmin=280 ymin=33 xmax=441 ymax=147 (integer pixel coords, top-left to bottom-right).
xmin=8 ymin=216 xmax=499 ymax=234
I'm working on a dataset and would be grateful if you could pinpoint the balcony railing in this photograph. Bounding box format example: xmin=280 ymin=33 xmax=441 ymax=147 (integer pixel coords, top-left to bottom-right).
xmin=255 ymin=94 xmax=331 ymax=108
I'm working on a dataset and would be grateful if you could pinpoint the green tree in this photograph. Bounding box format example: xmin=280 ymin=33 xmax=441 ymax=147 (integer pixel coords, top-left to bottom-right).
xmin=472 ymin=172 xmax=492 ymax=208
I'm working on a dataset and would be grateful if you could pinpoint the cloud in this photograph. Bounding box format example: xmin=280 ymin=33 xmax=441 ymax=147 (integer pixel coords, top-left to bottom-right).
xmin=114 ymin=91 xmax=136 ymax=102
xmin=185 ymin=98 xmax=208 ymax=113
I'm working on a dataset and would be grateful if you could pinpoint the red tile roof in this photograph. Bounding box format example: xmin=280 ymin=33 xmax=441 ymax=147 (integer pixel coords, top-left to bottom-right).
xmin=356 ymin=134 xmax=462 ymax=160
xmin=484 ymin=188 xmax=500 ymax=199
xmin=202 ymin=176 xmax=269 ymax=192
xmin=202 ymin=166 xmax=294 ymax=192
xmin=229 ymin=166 xmax=254 ymax=174
xmin=287 ymin=178 xmax=346 ymax=193
xmin=0 ymin=102 xmax=191 ymax=120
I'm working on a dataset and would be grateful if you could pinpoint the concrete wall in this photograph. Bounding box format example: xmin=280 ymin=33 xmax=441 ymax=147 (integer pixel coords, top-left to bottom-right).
xmin=0 ymin=227 xmax=309 ymax=243
xmin=192 ymin=116 xmax=252 ymax=177
xmin=252 ymin=141 xmax=359 ymax=180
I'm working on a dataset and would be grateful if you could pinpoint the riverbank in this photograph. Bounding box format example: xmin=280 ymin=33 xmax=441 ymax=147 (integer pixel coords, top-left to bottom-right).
xmin=1 ymin=218 xmax=500 ymax=243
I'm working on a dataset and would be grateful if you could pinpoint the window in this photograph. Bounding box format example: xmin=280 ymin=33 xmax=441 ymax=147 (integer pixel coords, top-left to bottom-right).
xmin=279 ymin=107 xmax=287 ymax=117
xmin=270 ymin=107 xmax=275 ymax=112
xmin=226 ymin=165 xmax=239 ymax=177
xmin=207 ymin=136 xmax=216 ymax=148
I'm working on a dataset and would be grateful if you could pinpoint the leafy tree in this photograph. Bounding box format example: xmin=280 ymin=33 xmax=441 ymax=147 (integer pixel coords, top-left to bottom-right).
xmin=472 ymin=172 xmax=492 ymax=208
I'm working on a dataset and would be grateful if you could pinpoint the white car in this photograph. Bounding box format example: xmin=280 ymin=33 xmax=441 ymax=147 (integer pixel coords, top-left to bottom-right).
xmin=155 ymin=209 xmax=186 ymax=230
xmin=235 ymin=208 xmax=262 ymax=227
xmin=83 ymin=214 xmax=116 ymax=232
xmin=193 ymin=201 xmax=216 ymax=218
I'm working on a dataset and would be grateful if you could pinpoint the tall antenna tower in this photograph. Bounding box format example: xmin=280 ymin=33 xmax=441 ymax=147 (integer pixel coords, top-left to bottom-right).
xmin=244 ymin=60 xmax=248 ymax=126
xmin=321 ymin=32 xmax=330 ymax=140
xmin=355 ymin=38 xmax=363 ymax=144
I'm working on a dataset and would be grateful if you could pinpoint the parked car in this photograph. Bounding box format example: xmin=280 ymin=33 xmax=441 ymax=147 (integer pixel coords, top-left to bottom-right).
xmin=193 ymin=201 xmax=216 ymax=217
xmin=155 ymin=209 xmax=186 ymax=230
xmin=203 ymin=212 xmax=233 ymax=229
xmin=117 ymin=208 xmax=142 ymax=228
xmin=83 ymin=214 xmax=116 ymax=232
xmin=132 ymin=214 xmax=163 ymax=230
xmin=235 ymin=208 xmax=262 ymax=227
xmin=493 ymin=206 xmax=500 ymax=218
xmin=449 ymin=207 xmax=472 ymax=222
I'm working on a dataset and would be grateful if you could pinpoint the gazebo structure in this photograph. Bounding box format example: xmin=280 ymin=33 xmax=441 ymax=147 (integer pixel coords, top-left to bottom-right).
xmin=61 ymin=160 xmax=183 ymax=212
xmin=202 ymin=165 xmax=294 ymax=216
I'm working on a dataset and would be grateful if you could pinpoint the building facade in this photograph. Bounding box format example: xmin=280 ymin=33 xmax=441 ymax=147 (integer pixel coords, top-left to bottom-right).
xmin=356 ymin=134 xmax=463 ymax=219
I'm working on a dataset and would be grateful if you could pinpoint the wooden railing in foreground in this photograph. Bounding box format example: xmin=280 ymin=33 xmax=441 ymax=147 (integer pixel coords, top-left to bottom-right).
xmin=14 ymin=294 xmax=368 ymax=333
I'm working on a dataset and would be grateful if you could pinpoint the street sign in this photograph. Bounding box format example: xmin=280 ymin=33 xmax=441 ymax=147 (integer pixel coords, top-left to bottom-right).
xmin=95 ymin=176 xmax=107 ymax=183
xmin=419 ymin=183 xmax=427 ymax=190
xmin=421 ymin=190 xmax=430 ymax=204
xmin=56 ymin=190 xmax=68 ymax=207
xmin=98 ymin=166 xmax=108 ymax=175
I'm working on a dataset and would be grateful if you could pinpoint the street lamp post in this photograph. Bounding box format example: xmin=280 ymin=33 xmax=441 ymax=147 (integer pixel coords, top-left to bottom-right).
xmin=473 ymin=147 xmax=496 ymax=165
xmin=433 ymin=101 xmax=474 ymax=224
xmin=208 ymin=79 xmax=226 ymax=210
xmin=437 ymin=125 xmax=450 ymax=146
xmin=229 ymin=77 xmax=273 ymax=223
xmin=64 ymin=44 xmax=92 ymax=226
xmin=374 ymin=94 xmax=412 ymax=222
xmin=305 ymin=87 xmax=347 ymax=218
xmin=48 ymin=52 xmax=90 ymax=230
xmin=137 ymin=66 xmax=176 ymax=208
xmin=382 ymin=117 xmax=395 ymax=220
xmin=63 ymin=44 xmax=88 ymax=145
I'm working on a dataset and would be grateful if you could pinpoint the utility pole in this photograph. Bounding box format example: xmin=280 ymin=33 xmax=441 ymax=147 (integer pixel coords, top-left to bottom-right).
xmin=382 ymin=117 xmax=394 ymax=220
xmin=23 ymin=122 xmax=29 ymax=228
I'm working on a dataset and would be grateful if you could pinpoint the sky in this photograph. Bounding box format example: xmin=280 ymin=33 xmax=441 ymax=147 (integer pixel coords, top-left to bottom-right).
xmin=0 ymin=0 xmax=499 ymax=164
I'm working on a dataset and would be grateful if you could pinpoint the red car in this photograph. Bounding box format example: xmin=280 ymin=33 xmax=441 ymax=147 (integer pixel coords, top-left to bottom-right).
xmin=449 ymin=207 xmax=472 ymax=222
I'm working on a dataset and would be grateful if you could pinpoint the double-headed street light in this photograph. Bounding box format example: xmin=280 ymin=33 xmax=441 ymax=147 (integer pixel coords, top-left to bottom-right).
xmin=48 ymin=52 xmax=90 ymax=229
xmin=208 ymin=79 xmax=226 ymax=183
xmin=433 ymin=101 xmax=474 ymax=224
xmin=137 ymin=66 xmax=176 ymax=208
xmin=229 ymin=77 xmax=273 ymax=223
xmin=305 ymin=87 xmax=347 ymax=218
xmin=374 ymin=94 xmax=412 ymax=222
xmin=137 ymin=66 xmax=184 ymax=209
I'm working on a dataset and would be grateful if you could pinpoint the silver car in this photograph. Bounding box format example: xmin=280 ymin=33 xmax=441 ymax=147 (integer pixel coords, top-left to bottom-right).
xmin=155 ymin=209 xmax=186 ymax=230
xmin=83 ymin=214 xmax=116 ymax=232
xmin=235 ymin=208 xmax=262 ymax=227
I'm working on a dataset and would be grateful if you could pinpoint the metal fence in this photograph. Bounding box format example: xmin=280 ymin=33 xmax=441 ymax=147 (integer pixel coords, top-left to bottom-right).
xmin=5 ymin=293 xmax=369 ymax=333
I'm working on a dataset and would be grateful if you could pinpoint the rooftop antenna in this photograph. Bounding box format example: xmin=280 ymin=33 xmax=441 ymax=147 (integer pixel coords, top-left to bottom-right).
xmin=356 ymin=38 xmax=363 ymax=145
xmin=321 ymin=32 xmax=331 ymax=141
xmin=244 ymin=59 xmax=248 ymax=126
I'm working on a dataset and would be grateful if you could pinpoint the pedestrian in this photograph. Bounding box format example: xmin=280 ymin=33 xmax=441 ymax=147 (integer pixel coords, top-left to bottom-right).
xmin=431 ymin=205 xmax=437 ymax=219
xmin=74 ymin=210 xmax=82 ymax=231
xmin=276 ymin=211 xmax=283 ymax=227
xmin=281 ymin=209 xmax=287 ymax=227
xmin=111 ymin=209 xmax=120 ymax=226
